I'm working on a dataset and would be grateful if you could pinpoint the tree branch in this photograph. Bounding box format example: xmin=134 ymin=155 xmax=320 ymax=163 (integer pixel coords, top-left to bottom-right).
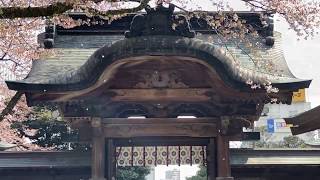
xmin=0 ymin=53 xmax=7 ymax=60
xmin=0 ymin=52 xmax=21 ymax=66
xmin=0 ymin=2 xmax=73 ymax=19
xmin=0 ymin=0 xmax=151 ymax=19
xmin=0 ymin=91 xmax=23 ymax=122
xmin=241 ymin=0 xmax=270 ymax=11
xmin=86 ymin=0 xmax=151 ymax=16
xmin=0 ymin=58 xmax=21 ymax=66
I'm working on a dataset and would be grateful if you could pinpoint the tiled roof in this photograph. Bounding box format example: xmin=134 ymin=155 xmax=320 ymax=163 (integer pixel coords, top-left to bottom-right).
xmin=6 ymin=32 xmax=310 ymax=91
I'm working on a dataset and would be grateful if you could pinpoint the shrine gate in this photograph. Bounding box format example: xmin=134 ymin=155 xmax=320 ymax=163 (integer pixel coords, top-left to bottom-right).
xmin=5 ymin=4 xmax=311 ymax=180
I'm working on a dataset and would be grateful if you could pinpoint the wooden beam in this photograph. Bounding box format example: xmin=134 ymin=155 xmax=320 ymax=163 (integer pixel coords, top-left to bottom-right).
xmin=70 ymin=118 xmax=257 ymax=142
xmin=104 ymin=123 xmax=217 ymax=138
xmin=113 ymin=137 xmax=210 ymax=146
xmin=105 ymin=89 xmax=212 ymax=102
xmin=102 ymin=118 xmax=219 ymax=138
xmin=102 ymin=118 xmax=220 ymax=124
xmin=284 ymin=105 xmax=320 ymax=135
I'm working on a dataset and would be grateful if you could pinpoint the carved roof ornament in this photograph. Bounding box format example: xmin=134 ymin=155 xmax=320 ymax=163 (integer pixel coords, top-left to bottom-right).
xmin=125 ymin=3 xmax=195 ymax=38
xmin=135 ymin=71 xmax=188 ymax=88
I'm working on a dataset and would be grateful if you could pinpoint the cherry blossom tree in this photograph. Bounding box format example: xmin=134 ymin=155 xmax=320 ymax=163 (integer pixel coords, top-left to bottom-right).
xmin=0 ymin=0 xmax=319 ymax=149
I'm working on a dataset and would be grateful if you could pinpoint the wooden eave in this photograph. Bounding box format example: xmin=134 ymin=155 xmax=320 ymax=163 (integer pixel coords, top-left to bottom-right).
xmin=285 ymin=105 xmax=320 ymax=135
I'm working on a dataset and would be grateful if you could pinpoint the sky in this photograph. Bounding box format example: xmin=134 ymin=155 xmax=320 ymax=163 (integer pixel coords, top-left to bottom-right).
xmin=277 ymin=20 xmax=320 ymax=108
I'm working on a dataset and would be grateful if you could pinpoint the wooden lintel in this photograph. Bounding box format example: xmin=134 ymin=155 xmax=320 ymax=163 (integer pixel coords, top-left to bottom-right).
xmin=102 ymin=117 xmax=220 ymax=124
xmin=106 ymin=88 xmax=212 ymax=102
xmin=113 ymin=137 xmax=210 ymax=146
xmin=102 ymin=118 xmax=218 ymax=138
xmin=104 ymin=123 xmax=217 ymax=138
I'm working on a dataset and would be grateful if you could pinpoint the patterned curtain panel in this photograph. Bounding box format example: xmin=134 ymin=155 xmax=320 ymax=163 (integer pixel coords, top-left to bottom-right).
xmin=116 ymin=146 xmax=207 ymax=167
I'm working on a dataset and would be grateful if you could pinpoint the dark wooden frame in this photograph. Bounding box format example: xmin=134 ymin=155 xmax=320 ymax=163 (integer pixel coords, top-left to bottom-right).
xmin=89 ymin=117 xmax=234 ymax=180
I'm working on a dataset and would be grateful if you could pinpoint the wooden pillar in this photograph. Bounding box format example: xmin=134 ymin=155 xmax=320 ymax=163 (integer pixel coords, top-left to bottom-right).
xmin=106 ymin=139 xmax=116 ymax=180
xmin=207 ymin=138 xmax=216 ymax=180
xmin=216 ymin=133 xmax=233 ymax=180
xmin=90 ymin=118 xmax=106 ymax=180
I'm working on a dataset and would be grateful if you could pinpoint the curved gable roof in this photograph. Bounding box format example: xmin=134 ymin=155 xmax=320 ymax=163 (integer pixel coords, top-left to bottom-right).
xmin=6 ymin=33 xmax=311 ymax=92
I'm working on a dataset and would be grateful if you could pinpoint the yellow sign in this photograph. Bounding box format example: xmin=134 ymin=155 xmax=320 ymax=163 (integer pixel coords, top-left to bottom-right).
xmin=292 ymin=89 xmax=306 ymax=102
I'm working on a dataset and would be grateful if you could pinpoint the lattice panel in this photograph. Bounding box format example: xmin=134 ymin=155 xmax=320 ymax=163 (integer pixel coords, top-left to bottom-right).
xmin=116 ymin=146 xmax=206 ymax=167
